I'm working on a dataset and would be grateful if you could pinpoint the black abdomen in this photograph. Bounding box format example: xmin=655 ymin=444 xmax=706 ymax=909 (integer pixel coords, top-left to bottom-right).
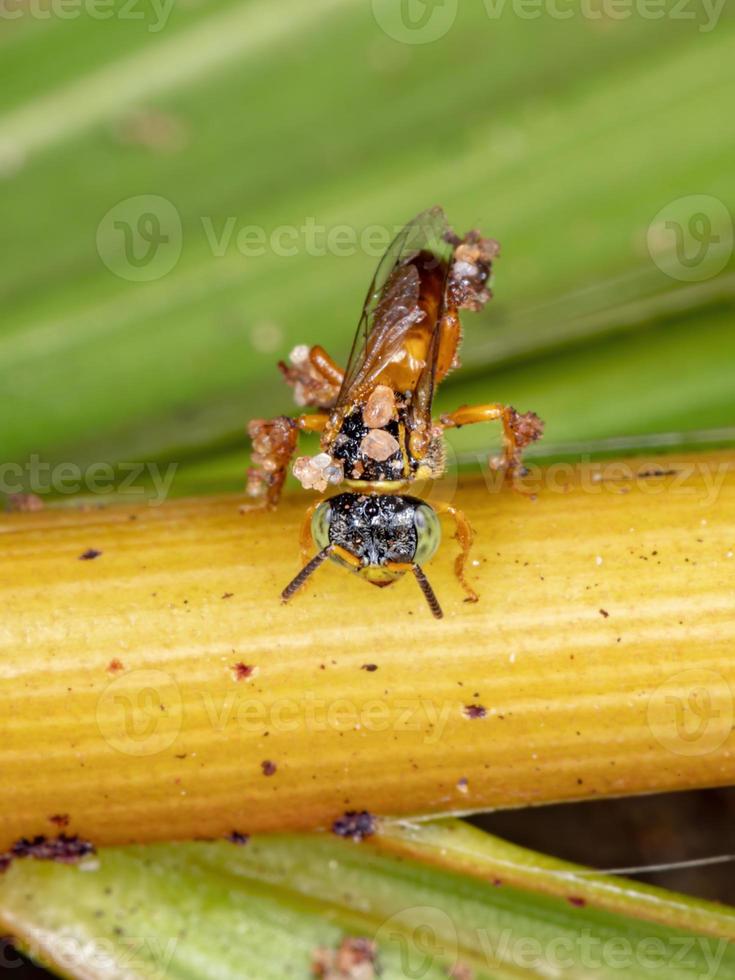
xmin=330 ymin=408 xmax=408 ymax=482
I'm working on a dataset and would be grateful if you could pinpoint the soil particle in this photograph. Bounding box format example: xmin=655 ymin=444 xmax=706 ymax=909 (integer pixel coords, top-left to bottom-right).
xmin=226 ymin=831 xmax=250 ymax=846
xmin=448 ymin=964 xmax=474 ymax=980
xmin=312 ymin=937 xmax=378 ymax=979
xmin=332 ymin=811 xmax=376 ymax=842
xmin=107 ymin=659 xmax=124 ymax=673
xmin=261 ymin=760 xmax=277 ymax=776
xmin=361 ymin=664 xmax=378 ymax=672
xmin=6 ymin=493 xmax=44 ymax=513
xmin=79 ymin=548 xmax=102 ymax=561
xmin=2 ymin=834 xmax=95 ymax=871
xmin=463 ymin=704 xmax=486 ymax=719
xmin=638 ymin=468 xmax=678 ymax=479
xmin=232 ymin=662 xmax=254 ymax=681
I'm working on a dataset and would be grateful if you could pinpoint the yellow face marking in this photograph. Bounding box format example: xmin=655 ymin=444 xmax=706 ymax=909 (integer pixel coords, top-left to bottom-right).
xmin=359 ymin=566 xmax=404 ymax=585
xmin=396 ymin=421 xmax=412 ymax=479
xmin=343 ymin=479 xmax=410 ymax=493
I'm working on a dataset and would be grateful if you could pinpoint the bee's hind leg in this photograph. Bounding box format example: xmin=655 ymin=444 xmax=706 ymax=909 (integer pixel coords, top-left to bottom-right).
xmin=434 ymin=502 xmax=478 ymax=604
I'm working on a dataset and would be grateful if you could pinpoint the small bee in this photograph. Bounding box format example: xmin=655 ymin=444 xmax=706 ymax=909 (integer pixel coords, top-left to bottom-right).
xmin=246 ymin=207 xmax=543 ymax=617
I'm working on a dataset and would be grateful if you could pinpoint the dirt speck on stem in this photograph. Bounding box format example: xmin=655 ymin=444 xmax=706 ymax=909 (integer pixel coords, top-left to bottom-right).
xmin=463 ymin=704 xmax=486 ymax=719
xmin=332 ymin=811 xmax=376 ymax=842
xmin=79 ymin=548 xmax=102 ymax=561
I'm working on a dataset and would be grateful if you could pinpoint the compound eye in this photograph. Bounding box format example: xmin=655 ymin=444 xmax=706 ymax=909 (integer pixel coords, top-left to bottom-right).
xmin=414 ymin=503 xmax=441 ymax=565
xmin=311 ymin=501 xmax=333 ymax=550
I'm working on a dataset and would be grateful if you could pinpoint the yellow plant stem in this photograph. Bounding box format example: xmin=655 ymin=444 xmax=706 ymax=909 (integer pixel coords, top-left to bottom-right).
xmin=1 ymin=451 xmax=734 ymax=851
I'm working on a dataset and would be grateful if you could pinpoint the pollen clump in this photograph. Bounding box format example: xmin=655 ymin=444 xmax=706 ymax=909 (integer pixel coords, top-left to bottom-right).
xmin=359 ymin=429 xmax=399 ymax=462
xmin=293 ymin=453 xmax=344 ymax=492
xmin=362 ymin=385 xmax=395 ymax=428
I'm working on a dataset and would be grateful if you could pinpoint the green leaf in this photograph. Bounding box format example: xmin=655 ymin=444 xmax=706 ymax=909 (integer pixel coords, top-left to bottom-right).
xmin=2 ymin=823 xmax=734 ymax=978
xmin=1 ymin=5 xmax=734 ymax=476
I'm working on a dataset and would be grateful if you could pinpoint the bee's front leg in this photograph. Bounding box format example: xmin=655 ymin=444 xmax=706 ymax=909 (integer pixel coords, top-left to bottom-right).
xmin=439 ymin=403 xmax=544 ymax=480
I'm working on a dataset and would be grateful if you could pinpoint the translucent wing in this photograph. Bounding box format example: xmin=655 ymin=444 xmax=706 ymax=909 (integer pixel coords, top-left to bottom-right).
xmin=334 ymin=206 xmax=455 ymax=411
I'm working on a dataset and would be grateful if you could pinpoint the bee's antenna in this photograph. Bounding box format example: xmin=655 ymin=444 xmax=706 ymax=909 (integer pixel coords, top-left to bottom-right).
xmin=281 ymin=546 xmax=333 ymax=604
xmin=412 ymin=564 xmax=443 ymax=619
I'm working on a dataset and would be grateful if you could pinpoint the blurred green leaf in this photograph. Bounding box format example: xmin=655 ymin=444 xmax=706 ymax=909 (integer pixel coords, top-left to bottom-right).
xmin=1 ymin=3 xmax=734 ymax=480
xmin=2 ymin=823 xmax=734 ymax=978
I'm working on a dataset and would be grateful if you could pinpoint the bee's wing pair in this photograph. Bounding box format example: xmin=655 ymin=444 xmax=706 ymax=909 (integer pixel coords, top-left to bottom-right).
xmin=334 ymin=205 xmax=456 ymax=431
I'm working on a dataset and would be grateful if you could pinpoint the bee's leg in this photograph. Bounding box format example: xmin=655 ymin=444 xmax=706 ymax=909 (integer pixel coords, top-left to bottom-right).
xmin=244 ymin=412 xmax=330 ymax=511
xmin=434 ymin=502 xmax=479 ymax=604
xmin=439 ymin=403 xmax=544 ymax=479
xmin=309 ymin=345 xmax=344 ymax=389
xmin=278 ymin=345 xmax=344 ymax=408
xmin=296 ymin=412 xmax=331 ymax=434
xmin=281 ymin=546 xmax=333 ymax=604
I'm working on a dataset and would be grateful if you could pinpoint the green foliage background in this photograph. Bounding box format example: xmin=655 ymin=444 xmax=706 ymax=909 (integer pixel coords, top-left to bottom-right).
xmin=1 ymin=0 xmax=734 ymax=495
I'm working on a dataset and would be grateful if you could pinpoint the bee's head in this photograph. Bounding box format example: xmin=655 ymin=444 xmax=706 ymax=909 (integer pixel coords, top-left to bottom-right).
xmin=312 ymin=492 xmax=441 ymax=587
